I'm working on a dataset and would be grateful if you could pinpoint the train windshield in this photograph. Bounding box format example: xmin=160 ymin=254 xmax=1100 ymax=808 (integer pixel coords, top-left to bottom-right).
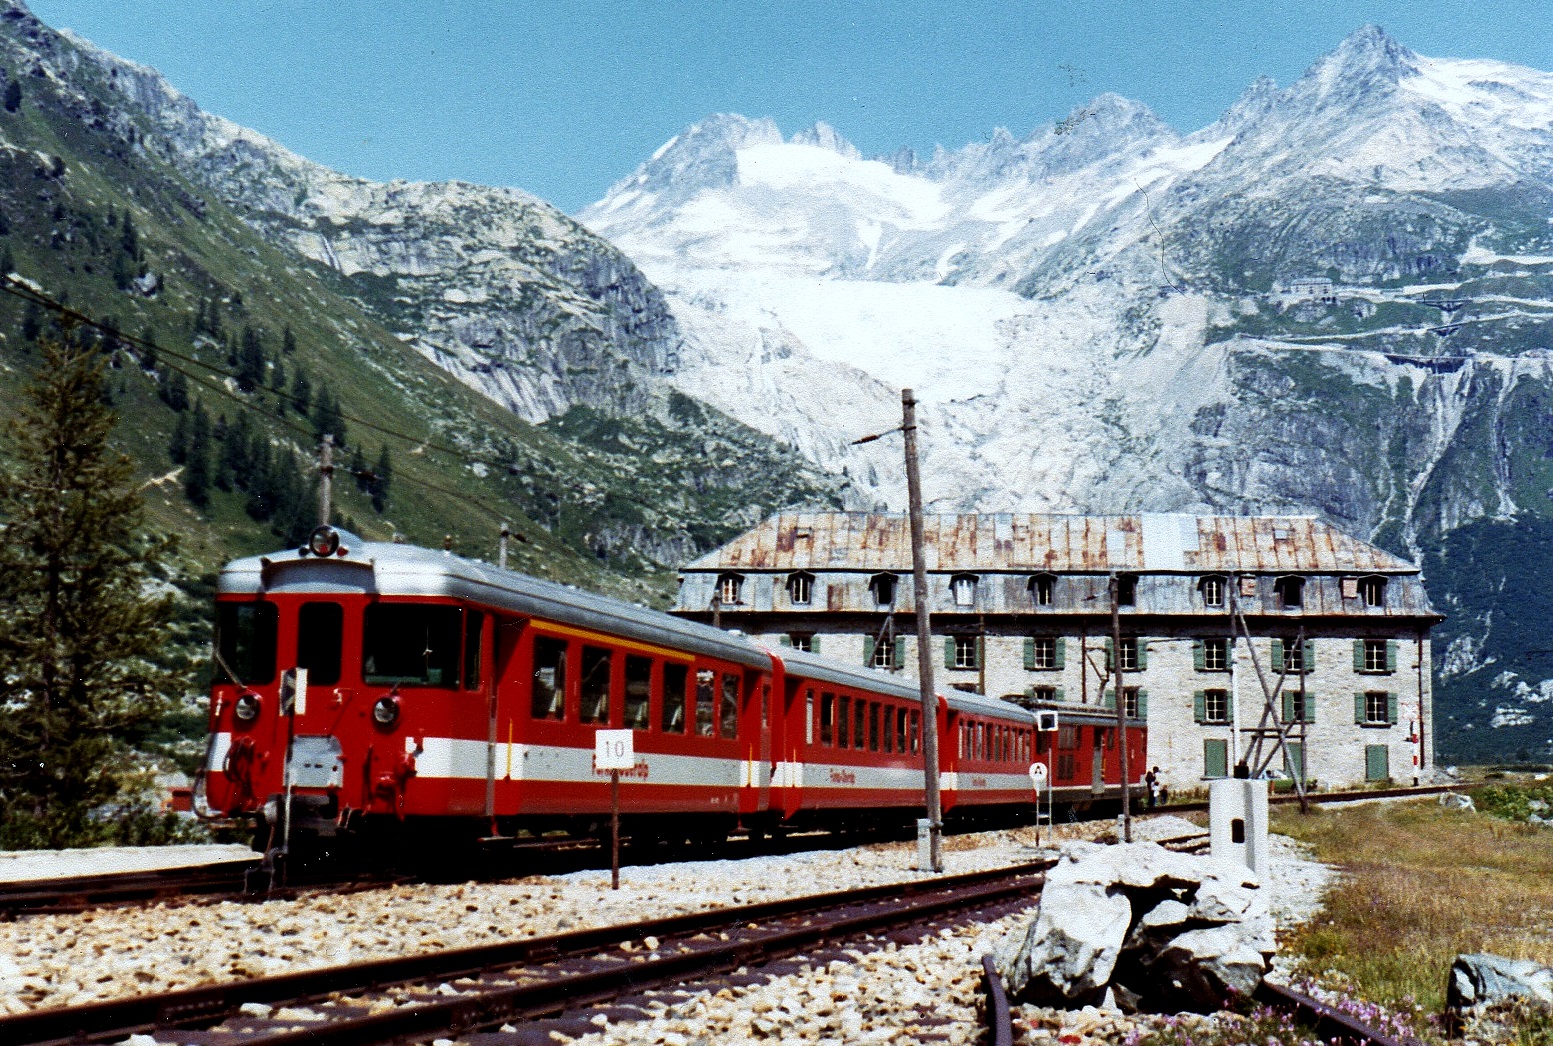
xmin=214 ymin=602 xmax=279 ymax=685
xmin=362 ymin=603 xmax=462 ymax=687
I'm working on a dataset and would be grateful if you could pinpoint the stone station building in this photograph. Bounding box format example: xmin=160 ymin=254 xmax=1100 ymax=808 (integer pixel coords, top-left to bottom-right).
xmin=672 ymin=512 xmax=1441 ymax=794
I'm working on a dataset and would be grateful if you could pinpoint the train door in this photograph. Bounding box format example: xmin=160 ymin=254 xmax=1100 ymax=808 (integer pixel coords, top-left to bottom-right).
xmin=940 ymin=705 xmax=959 ymax=813
xmin=779 ymin=674 xmax=804 ymax=817
xmin=1091 ymin=727 xmax=1107 ymax=796
xmin=738 ymin=668 xmax=771 ymax=816
xmin=492 ymin=619 xmax=529 ymax=817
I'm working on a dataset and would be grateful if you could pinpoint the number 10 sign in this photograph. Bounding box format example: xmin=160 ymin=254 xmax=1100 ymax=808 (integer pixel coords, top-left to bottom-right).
xmin=595 ymin=729 xmax=635 ymax=771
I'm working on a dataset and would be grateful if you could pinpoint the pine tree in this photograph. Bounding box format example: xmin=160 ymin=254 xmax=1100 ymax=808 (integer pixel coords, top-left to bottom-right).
xmin=167 ymin=410 xmax=189 ymax=464
xmin=21 ymin=302 xmax=39 ymax=341
xmin=349 ymin=445 xmax=367 ymax=492
xmin=184 ymin=402 xmax=211 ymax=507
xmin=270 ymin=355 xmax=286 ymax=397
xmin=371 ymin=444 xmax=392 ymax=514
xmin=289 ymin=368 xmax=311 ymax=416
xmin=0 ymin=339 xmax=183 ymax=847
xmin=220 ymin=411 xmax=254 ymax=492
xmin=311 ymin=387 xmax=346 ymax=446
xmin=282 ymin=325 xmax=296 ymax=355
xmin=120 ymin=210 xmax=138 ymax=259
xmin=244 ymin=436 xmax=274 ymax=520
xmin=157 ymin=368 xmax=189 ymax=412
xmin=235 ymin=325 xmax=265 ymax=393
xmin=138 ymin=325 xmax=158 ymax=370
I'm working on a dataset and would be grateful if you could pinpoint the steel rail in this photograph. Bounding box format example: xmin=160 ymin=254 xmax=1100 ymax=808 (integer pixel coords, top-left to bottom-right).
xmin=1256 ymin=981 xmax=1426 ymax=1046
xmin=0 ymin=860 xmax=1051 ymax=1046
xmin=980 ymin=954 xmax=1014 ymax=1046
xmin=1165 ymin=783 xmax=1456 ymax=813
xmin=0 ymin=860 xmax=258 ymax=916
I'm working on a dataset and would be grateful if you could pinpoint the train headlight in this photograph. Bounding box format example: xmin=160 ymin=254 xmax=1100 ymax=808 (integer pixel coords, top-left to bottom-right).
xmin=233 ymin=691 xmax=261 ymax=723
xmin=307 ymin=525 xmax=340 ymax=558
xmin=372 ymin=695 xmax=401 ymax=728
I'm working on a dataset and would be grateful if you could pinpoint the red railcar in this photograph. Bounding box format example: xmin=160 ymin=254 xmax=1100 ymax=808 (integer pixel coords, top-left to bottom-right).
xmin=199 ymin=529 xmax=1143 ymax=854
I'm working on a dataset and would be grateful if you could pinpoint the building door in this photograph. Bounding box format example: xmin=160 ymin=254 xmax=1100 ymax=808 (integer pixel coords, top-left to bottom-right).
xmin=1365 ymin=744 xmax=1389 ymax=783
xmin=1203 ymin=738 xmax=1229 ymax=779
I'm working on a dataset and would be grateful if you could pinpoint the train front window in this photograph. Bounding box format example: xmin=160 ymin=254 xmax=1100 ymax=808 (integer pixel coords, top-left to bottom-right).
xmin=215 ymin=602 xmax=278 ymax=685
xmin=362 ymin=604 xmax=462 ymax=687
xmin=624 ymin=655 xmax=651 ymax=730
xmin=662 ymin=663 xmax=688 ymax=733
xmin=463 ymin=612 xmax=484 ymax=692
xmin=531 ymin=636 xmax=567 ymax=720
xmin=580 ymin=646 xmax=613 ymax=724
xmin=296 ymin=602 xmax=343 ymax=686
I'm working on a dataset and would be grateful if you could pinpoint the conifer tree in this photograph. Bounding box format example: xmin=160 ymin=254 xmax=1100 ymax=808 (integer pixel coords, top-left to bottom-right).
xmin=184 ymin=402 xmax=211 ymax=507
xmin=235 ymin=325 xmax=265 ymax=393
xmin=282 ymin=325 xmax=296 ymax=355
xmin=0 ymin=339 xmax=183 ymax=847
xmin=289 ymin=368 xmax=311 ymax=416
xmin=167 ymin=410 xmax=188 ymax=464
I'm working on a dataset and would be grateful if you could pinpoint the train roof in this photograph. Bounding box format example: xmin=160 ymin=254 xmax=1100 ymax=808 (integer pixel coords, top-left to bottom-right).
xmin=217 ymin=536 xmax=771 ymax=671
xmin=943 ymin=687 xmax=1039 ymax=722
xmin=761 ymin=643 xmax=925 ymax=702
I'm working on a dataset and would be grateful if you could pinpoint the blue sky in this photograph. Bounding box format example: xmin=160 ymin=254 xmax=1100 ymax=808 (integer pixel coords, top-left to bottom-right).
xmin=24 ymin=1 xmax=1553 ymax=213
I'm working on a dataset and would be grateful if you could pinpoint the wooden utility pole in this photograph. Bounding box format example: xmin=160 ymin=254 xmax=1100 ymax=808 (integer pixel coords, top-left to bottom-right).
xmin=318 ymin=433 xmax=334 ymax=526
xmin=499 ymin=522 xmax=511 ymax=571
xmin=902 ymin=389 xmax=944 ymax=873
xmin=1110 ymin=573 xmax=1132 ymax=843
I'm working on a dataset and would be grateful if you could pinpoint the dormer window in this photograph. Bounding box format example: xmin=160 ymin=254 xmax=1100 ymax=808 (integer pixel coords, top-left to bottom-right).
xmin=870 ymin=573 xmax=898 ymax=607
xmin=1117 ymin=574 xmax=1137 ymax=607
xmin=1274 ymin=575 xmax=1304 ymax=610
xmin=1358 ymin=575 xmax=1386 ymax=607
xmin=1029 ymin=573 xmax=1055 ymax=607
xmin=951 ymin=573 xmax=978 ymax=607
xmin=1199 ymin=575 xmax=1226 ymax=608
xmin=716 ymin=573 xmax=743 ymax=606
xmin=786 ymin=571 xmax=814 ymax=606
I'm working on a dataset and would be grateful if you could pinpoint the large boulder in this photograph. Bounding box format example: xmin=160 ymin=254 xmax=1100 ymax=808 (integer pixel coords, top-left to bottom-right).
xmin=999 ymin=841 xmax=1276 ymax=1013
xmin=1448 ymin=954 xmax=1553 ymax=1011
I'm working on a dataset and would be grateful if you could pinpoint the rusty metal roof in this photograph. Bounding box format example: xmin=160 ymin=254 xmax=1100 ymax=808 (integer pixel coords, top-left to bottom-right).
xmin=684 ymin=512 xmax=1419 ymax=575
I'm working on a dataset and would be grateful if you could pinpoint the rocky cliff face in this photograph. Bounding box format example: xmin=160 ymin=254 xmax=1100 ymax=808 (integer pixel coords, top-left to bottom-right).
xmin=28 ymin=11 xmax=681 ymax=425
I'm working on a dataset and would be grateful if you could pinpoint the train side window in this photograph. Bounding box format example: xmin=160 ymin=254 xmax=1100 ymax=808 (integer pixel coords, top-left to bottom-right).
xmin=624 ymin=655 xmax=652 ymax=730
xmin=580 ymin=646 xmax=613 ymax=724
xmin=910 ymin=710 xmax=920 ymax=754
xmin=1058 ymin=725 xmax=1079 ymax=751
xmin=462 ymin=611 xmax=484 ymax=692
xmin=720 ymin=673 xmax=739 ymax=738
xmin=694 ymin=669 xmax=716 ymax=737
xmin=868 ymin=702 xmax=880 ymax=752
xmin=363 ymin=603 xmax=462 ymax=687
xmin=1035 ymin=730 xmax=1047 ymax=755
xmin=215 ymin=602 xmax=279 ymax=686
xmin=820 ymin=692 xmax=835 ymax=746
xmin=897 ymin=708 xmax=908 ymax=755
xmin=882 ymin=704 xmax=894 ymax=753
xmin=662 ymin=663 xmax=688 ymax=733
xmin=531 ymin=636 xmax=567 ymax=720
xmin=853 ymin=698 xmax=867 ymax=750
xmin=296 ymin=602 xmax=343 ymax=687
xmin=838 ymin=695 xmax=852 ymax=748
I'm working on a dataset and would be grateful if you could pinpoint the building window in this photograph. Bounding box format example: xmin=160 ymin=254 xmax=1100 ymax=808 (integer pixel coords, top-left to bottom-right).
xmin=951 ymin=635 xmax=979 ymax=670
xmin=716 ymin=573 xmax=743 ymax=606
xmin=1122 ymin=686 xmax=1140 ymax=719
xmin=1284 ymin=690 xmax=1313 ymax=723
xmin=951 ymin=574 xmax=978 ymax=607
xmin=1200 ymin=637 xmax=1228 ymax=672
xmin=1199 ymin=575 xmax=1226 ymax=608
xmin=786 ymin=572 xmax=813 ymax=605
xmin=1360 ymin=690 xmax=1395 ymax=726
xmin=1359 ymin=639 xmax=1394 ymax=674
xmin=1196 ymin=688 xmax=1230 ymax=724
xmin=871 ymin=573 xmax=897 ymax=606
xmin=788 ymin=633 xmax=814 ymax=653
xmin=1030 ymin=573 xmax=1055 ymax=606
xmin=1030 ymin=636 xmax=1058 ymax=670
xmin=1359 ymin=576 xmax=1386 ymax=607
xmin=1114 ymin=637 xmax=1140 ymax=672
xmin=1117 ymin=574 xmax=1137 ymax=606
xmin=1274 ymin=575 xmax=1304 ymax=609
xmin=1029 ymin=684 xmax=1057 ymax=703
xmin=1281 ymin=640 xmax=1304 ymax=674
xmin=871 ymin=637 xmax=894 ymax=668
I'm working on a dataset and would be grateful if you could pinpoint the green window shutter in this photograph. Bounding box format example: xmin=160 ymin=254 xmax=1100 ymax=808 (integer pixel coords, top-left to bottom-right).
xmin=1354 ymin=692 xmax=1366 ymax=724
xmin=1137 ymin=689 xmax=1148 ymax=719
xmin=1353 ymin=640 xmax=1365 ymax=672
xmin=1304 ymin=639 xmax=1316 ymax=670
xmin=1386 ymin=640 xmax=1398 ymax=673
xmin=1285 ymin=742 xmax=1304 ymax=781
xmin=1204 ymin=738 xmax=1228 ymax=779
xmin=1193 ymin=639 xmax=1205 ymax=671
xmin=1023 ymin=637 xmax=1036 ymax=670
xmin=1104 ymin=638 xmax=1113 ymax=671
xmin=779 ymin=635 xmax=792 ymax=647
xmin=1387 ymin=692 xmax=1398 ymax=725
xmin=1054 ymin=637 xmax=1066 ymax=670
xmin=1271 ymin=638 xmax=1284 ymax=669
xmin=893 ymin=637 xmax=906 ymax=669
xmin=811 ymin=636 xmax=821 ymax=655
xmin=975 ymin=635 xmax=984 ymax=670
xmin=1194 ymin=690 xmax=1207 ymax=724
xmin=1054 ymin=687 xmax=1065 ymax=703
xmin=1025 ymin=685 xmax=1036 ymax=699
xmin=1304 ymin=692 xmax=1316 ymax=724
xmin=1136 ymin=640 xmax=1148 ymax=670
xmin=1282 ymin=692 xmax=1294 ymax=723
xmin=863 ymin=636 xmax=874 ymax=665
xmin=944 ymin=636 xmax=955 ymax=667
xmin=1101 ymin=688 xmax=1115 ymax=709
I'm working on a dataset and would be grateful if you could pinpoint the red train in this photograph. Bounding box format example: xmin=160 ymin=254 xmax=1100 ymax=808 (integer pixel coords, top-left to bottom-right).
xmin=198 ymin=527 xmax=1144 ymax=855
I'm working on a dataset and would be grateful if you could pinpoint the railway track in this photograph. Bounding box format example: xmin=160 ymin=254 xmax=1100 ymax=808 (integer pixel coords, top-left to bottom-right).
xmin=1164 ymin=782 xmax=1456 ymax=814
xmin=0 ymin=860 xmax=1051 ymax=1046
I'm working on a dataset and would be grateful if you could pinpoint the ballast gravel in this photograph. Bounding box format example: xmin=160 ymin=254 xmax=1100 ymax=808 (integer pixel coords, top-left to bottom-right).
xmin=0 ymin=820 xmax=1108 ymax=1014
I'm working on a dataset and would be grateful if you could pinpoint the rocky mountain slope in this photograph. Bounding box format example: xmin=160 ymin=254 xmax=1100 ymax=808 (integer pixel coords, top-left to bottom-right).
xmin=581 ymin=27 xmax=1553 ymax=761
xmin=0 ymin=0 xmax=839 ymax=607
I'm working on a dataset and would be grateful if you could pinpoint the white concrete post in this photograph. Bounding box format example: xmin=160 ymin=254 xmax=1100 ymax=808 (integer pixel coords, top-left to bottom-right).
xmin=1209 ymin=778 xmax=1270 ymax=877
